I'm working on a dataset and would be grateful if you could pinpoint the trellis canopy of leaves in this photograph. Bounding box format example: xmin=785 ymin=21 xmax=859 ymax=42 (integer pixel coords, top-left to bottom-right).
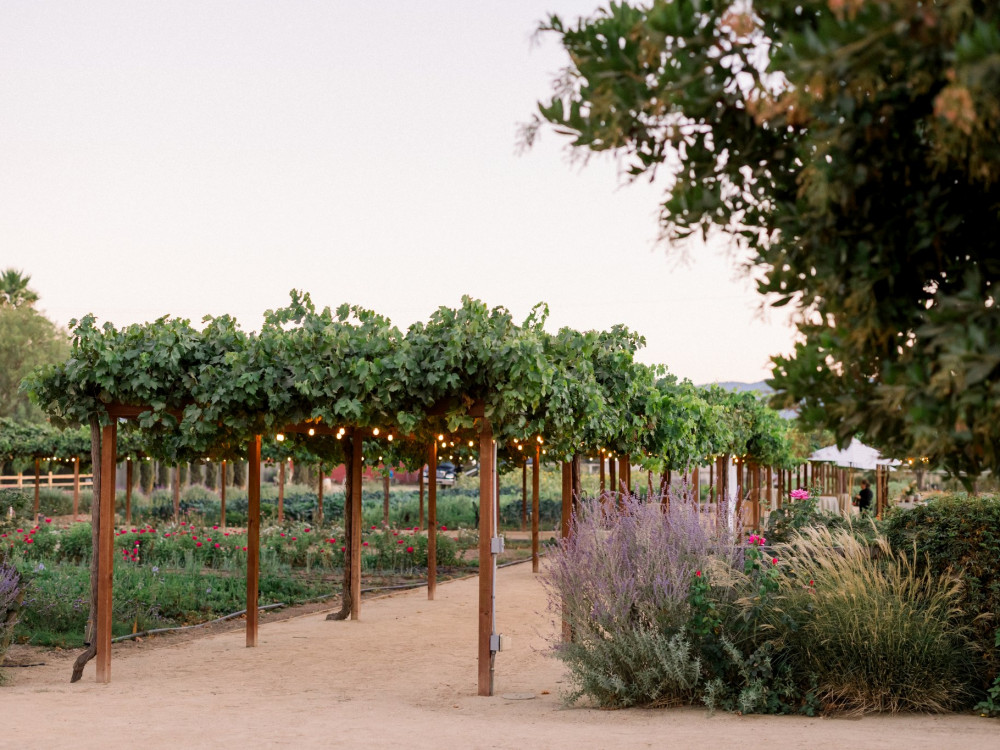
xmin=23 ymin=291 xmax=792 ymax=468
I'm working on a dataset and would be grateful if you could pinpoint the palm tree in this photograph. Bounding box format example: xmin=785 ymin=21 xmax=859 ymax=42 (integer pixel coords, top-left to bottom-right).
xmin=0 ymin=269 xmax=39 ymax=308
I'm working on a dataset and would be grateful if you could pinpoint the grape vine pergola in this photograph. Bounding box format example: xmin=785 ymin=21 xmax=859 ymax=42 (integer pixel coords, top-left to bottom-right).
xmin=25 ymin=292 xmax=798 ymax=695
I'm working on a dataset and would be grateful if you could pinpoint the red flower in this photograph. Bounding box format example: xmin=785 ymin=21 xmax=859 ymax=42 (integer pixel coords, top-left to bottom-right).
xmin=393 ymin=531 xmax=399 ymax=536
xmin=362 ymin=541 xmax=369 ymax=547
xmin=242 ymin=546 xmax=247 ymax=551
xmin=304 ymin=528 xmax=311 ymax=533
xmin=809 ymin=580 xmax=815 ymax=586
xmin=45 ymin=518 xmax=52 ymax=523
xmin=165 ymin=533 xmax=171 ymax=537
xmin=196 ymin=542 xmax=203 ymax=547
xmin=291 ymin=537 xmax=297 ymax=541
xmin=207 ymin=538 xmax=212 ymax=542
xmin=340 ymin=546 xmax=346 ymax=552
xmin=406 ymin=546 xmax=414 ymax=553
xmin=213 ymin=525 xmax=219 ymax=530
xmin=280 ymin=533 xmax=285 ymax=537
xmin=441 ymin=525 xmax=447 ymax=531
xmin=371 ymin=525 xmax=377 ymax=530
xmin=772 ymin=557 xmax=778 ymax=565
xmin=214 ymin=543 xmax=221 ymax=548
xmin=192 ymin=535 xmax=198 ymax=540
xmin=26 ymin=538 xmax=34 ymax=544
xmin=397 ymin=540 xmax=404 ymax=544
xmin=16 ymin=529 xmax=22 ymax=534
xmin=327 ymin=538 xmax=335 ymax=544
xmin=695 ymin=570 xmax=702 ymax=577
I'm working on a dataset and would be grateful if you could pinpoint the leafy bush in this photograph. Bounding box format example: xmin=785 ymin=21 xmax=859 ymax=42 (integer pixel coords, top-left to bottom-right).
xmin=544 ymin=489 xmax=743 ymax=707
xmin=762 ymin=526 xmax=974 ymax=713
xmin=882 ymin=493 xmax=1000 ymax=691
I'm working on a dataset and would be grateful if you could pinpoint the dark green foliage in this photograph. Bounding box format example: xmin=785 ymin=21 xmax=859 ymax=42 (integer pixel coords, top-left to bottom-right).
xmin=883 ymin=494 xmax=1000 ymax=691
xmin=530 ymin=1 xmax=1000 ymax=485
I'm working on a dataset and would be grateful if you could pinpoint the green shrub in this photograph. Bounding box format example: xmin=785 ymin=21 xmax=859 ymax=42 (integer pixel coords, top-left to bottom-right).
xmin=762 ymin=526 xmax=974 ymax=713
xmin=883 ymin=493 xmax=1000 ymax=691
xmin=558 ymin=628 xmax=701 ymax=708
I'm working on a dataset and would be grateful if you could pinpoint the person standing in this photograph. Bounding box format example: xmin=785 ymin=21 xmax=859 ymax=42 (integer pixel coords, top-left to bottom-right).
xmin=855 ymin=479 xmax=873 ymax=514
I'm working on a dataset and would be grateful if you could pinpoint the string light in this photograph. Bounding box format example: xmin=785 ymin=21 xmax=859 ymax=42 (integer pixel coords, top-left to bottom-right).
xmin=438 ymin=434 xmax=445 ymax=441
xmin=373 ymin=428 xmax=380 ymax=436
xmin=387 ymin=434 xmax=393 ymax=442
xmin=276 ymin=433 xmax=285 ymax=442
xmin=537 ymin=436 xmax=543 ymax=444
xmin=308 ymin=428 xmax=315 ymax=436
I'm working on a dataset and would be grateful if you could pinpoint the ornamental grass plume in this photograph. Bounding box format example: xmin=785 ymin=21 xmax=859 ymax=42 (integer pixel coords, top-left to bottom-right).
xmin=761 ymin=524 xmax=973 ymax=714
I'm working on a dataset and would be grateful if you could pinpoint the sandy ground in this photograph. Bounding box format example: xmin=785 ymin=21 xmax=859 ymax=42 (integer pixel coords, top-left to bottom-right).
xmin=4 ymin=561 xmax=997 ymax=750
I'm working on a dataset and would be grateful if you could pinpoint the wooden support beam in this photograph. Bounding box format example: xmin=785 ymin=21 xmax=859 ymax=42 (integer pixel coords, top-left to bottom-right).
xmin=96 ymin=422 xmax=117 ymax=683
xmin=599 ymin=455 xmax=605 ymax=495
xmin=495 ymin=460 xmax=501 ymax=533
xmin=428 ymin=442 xmax=437 ymax=601
xmin=618 ymin=456 xmax=628 ymax=497
xmin=477 ymin=418 xmax=494 ymax=697
xmin=246 ymin=435 xmax=261 ymax=647
xmin=532 ymin=444 xmax=540 ymax=574
xmin=350 ymin=429 xmax=362 ymax=620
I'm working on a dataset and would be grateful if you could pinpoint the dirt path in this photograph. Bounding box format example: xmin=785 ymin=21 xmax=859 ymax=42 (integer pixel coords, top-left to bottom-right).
xmin=4 ymin=561 xmax=996 ymax=749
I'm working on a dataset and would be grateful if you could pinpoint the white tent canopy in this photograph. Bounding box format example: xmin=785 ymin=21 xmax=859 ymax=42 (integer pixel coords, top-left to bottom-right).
xmin=809 ymin=438 xmax=898 ymax=471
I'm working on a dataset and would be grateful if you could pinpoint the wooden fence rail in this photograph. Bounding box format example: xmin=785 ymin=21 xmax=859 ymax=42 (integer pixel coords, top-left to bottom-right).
xmin=0 ymin=473 xmax=94 ymax=489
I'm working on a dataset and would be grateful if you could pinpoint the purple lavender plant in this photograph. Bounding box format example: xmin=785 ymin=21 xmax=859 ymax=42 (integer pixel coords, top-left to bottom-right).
xmin=543 ymin=483 xmax=745 ymax=638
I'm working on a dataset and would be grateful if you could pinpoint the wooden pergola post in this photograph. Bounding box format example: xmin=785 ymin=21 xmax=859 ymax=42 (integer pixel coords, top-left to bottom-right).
xmin=349 ymin=429 xmax=362 ymax=620
xmin=495 ymin=461 xmax=501 ymax=533
xmin=125 ymin=458 xmax=133 ymax=525
xmin=692 ymin=465 xmax=700 ymax=503
xmin=427 ymin=442 xmax=437 ymax=601
xmin=96 ymin=421 xmax=117 ymax=683
xmin=220 ymin=460 xmax=227 ymax=529
xmin=72 ymin=456 xmax=80 ymax=520
xmin=599 ymin=454 xmax=605 ymax=495
xmin=618 ymin=456 xmax=628 ymax=497
xmin=277 ymin=460 xmax=285 ymax=523
xmin=246 ymin=435 xmax=261 ymax=647
xmin=531 ymin=443 xmax=540 ymax=574
xmin=477 ymin=418 xmax=495 ymax=697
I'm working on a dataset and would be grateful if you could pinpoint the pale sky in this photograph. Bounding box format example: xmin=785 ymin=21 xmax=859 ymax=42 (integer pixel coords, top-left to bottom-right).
xmin=0 ymin=0 xmax=797 ymax=384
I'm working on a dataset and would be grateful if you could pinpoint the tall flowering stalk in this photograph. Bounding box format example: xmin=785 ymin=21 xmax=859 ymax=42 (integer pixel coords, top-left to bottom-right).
xmin=544 ymin=485 xmax=744 ymax=637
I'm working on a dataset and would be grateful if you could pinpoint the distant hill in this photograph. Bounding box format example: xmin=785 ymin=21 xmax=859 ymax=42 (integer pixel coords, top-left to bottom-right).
xmin=701 ymin=380 xmax=797 ymax=420
xmin=704 ymin=380 xmax=773 ymax=394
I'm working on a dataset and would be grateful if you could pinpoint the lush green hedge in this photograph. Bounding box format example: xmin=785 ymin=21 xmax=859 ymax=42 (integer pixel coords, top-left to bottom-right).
xmin=883 ymin=494 xmax=1000 ymax=692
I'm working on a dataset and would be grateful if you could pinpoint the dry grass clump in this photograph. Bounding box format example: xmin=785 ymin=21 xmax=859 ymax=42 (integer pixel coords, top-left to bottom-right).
xmin=765 ymin=525 xmax=973 ymax=713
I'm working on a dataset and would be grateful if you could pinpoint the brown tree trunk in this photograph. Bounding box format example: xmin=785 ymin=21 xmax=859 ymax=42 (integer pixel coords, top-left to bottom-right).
xmin=70 ymin=418 xmax=102 ymax=683
xmin=327 ymin=434 xmax=354 ymax=621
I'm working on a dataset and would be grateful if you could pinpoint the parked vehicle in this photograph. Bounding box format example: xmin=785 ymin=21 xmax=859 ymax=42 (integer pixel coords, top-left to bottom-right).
xmin=422 ymin=461 xmax=457 ymax=487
